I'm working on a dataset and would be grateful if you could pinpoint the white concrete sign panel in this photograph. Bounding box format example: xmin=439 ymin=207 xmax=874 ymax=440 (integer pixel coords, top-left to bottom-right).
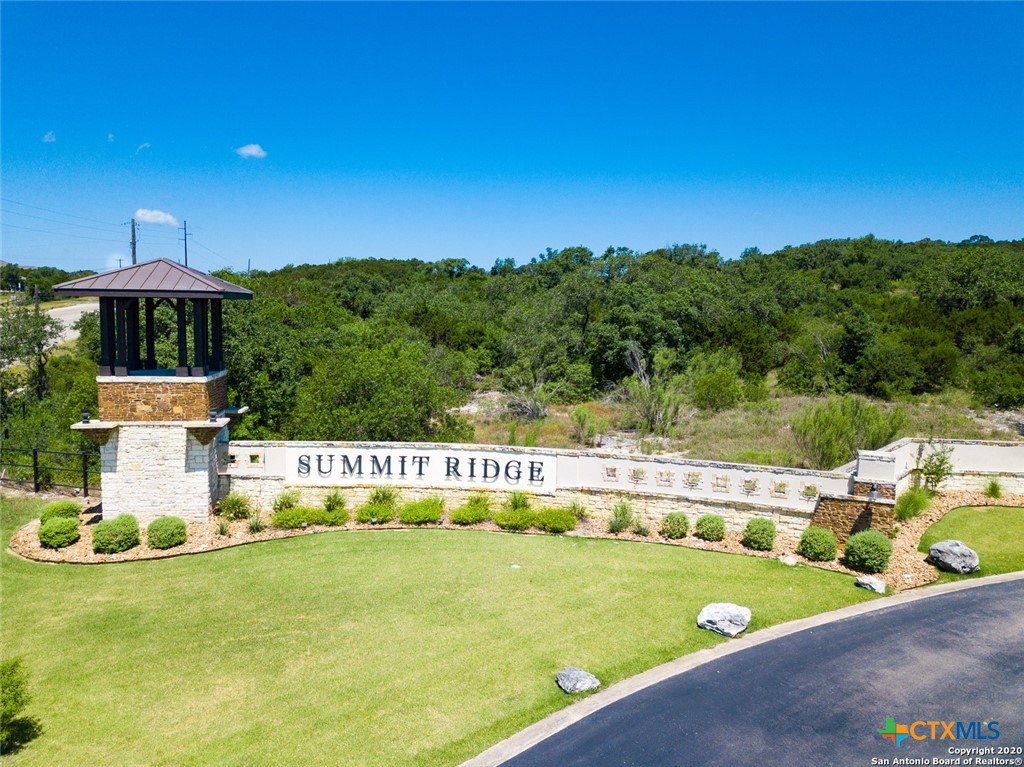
xmin=284 ymin=446 xmax=557 ymax=492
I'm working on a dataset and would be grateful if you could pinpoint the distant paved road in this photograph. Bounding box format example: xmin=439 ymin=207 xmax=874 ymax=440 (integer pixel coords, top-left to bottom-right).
xmin=501 ymin=579 xmax=1024 ymax=767
xmin=47 ymin=301 xmax=98 ymax=344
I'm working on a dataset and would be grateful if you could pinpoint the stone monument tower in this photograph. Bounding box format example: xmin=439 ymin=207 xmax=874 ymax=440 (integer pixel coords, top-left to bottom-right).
xmin=54 ymin=259 xmax=252 ymax=524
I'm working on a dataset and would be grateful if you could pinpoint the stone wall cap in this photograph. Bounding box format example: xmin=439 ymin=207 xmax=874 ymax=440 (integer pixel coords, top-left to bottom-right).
xmin=97 ymin=370 xmax=227 ymax=385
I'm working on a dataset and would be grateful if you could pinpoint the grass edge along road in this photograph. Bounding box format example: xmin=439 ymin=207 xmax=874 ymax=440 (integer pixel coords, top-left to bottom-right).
xmin=1 ymin=494 xmax=876 ymax=766
xmin=919 ymin=506 xmax=1024 ymax=583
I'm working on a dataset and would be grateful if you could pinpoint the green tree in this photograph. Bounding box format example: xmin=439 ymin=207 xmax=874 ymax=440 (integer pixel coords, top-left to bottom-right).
xmin=290 ymin=341 xmax=472 ymax=442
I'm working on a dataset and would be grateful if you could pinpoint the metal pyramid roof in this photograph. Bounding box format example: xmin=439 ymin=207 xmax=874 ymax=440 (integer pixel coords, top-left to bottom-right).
xmin=53 ymin=258 xmax=253 ymax=299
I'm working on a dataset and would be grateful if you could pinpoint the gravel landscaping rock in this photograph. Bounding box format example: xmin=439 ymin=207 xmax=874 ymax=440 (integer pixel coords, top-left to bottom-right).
xmin=926 ymin=539 xmax=980 ymax=574
xmin=556 ymin=667 xmax=601 ymax=694
xmin=697 ymin=603 xmax=751 ymax=637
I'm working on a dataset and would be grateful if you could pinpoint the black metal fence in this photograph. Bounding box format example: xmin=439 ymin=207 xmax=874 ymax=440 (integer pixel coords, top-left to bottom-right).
xmin=0 ymin=447 xmax=100 ymax=497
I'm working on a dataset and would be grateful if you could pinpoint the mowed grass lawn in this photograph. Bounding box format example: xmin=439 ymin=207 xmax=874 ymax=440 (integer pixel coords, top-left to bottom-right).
xmin=919 ymin=506 xmax=1024 ymax=583
xmin=2 ymin=496 xmax=876 ymax=767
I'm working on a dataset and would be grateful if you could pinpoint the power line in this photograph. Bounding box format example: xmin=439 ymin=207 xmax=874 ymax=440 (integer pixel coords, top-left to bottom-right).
xmin=2 ymin=223 xmax=126 ymax=243
xmin=0 ymin=197 xmax=122 ymax=227
xmin=0 ymin=208 xmax=125 ymax=233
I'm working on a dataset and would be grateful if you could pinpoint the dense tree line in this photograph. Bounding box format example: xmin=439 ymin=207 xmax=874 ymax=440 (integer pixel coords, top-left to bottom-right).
xmin=3 ymin=235 xmax=1023 ymax=455
xmin=214 ymin=235 xmax=1024 ymax=439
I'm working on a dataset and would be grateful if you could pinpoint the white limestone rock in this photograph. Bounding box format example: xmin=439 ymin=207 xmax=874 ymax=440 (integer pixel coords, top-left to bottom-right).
xmin=855 ymin=575 xmax=886 ymax=594
xmin=697 ymin=603 xmax=751 ymax=637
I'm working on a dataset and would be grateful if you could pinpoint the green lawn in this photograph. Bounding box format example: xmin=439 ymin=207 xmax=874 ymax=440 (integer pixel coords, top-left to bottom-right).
xmin=919 ymin=506 xmax=1024 ymax=582
xmin=2 ymin=495 xmax=875 ymax=766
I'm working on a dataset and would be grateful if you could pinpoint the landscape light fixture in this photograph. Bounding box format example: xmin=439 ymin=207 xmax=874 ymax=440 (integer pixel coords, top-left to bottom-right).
xmin=209 ymin=409 xmax=218 ymax=422
xmin=867 ymin=483 xmax=881 ymax=500
xmin=81 ymin=411 xmax=91 ymax=424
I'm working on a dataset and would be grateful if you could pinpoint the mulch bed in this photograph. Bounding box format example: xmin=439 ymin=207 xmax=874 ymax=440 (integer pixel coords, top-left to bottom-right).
xmin=7 ymin=490 xmax=1021 ymax=591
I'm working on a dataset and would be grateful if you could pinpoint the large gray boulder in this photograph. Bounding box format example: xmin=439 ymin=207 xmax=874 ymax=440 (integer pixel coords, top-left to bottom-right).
xmin=697 ymin=603 xmax=751 ymax=637
xmin=927 ymin=540 xmax=980 ymax=574
xmin=556 ymin=667 xmax=601 ymax=694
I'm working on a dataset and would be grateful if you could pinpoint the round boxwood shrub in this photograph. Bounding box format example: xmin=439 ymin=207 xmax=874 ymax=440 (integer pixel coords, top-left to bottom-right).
xmin=39 ymin=499 xmax=81 ymax=525
xmin=797 ymin=526 xmax=838 ymax=562
xmin=843 ymin=529 xmax=893 ymax=574
xmin=533 ymin=507 xmax=577 ymax=534
xmin=661 ymin=512 xmax=689 ymax=539
xmin=450 ymin=496 xmax=490 ymax=525
xmin=694 ymin=513 xmax=726 ymax=542
xmin=147 ymin=516 xmax=187 ymax=550
xmin=92 ymin=515 xmax=140 ymax=554
xmin=493 ymin=507 xmax=534 ymax=531
xmin=398 ymin=498 xmax=444 ymax=525
xmin=38 ymin=516 xmax=80 ymax=549
xmin=741 ymin=517 xmax=776 ymax=551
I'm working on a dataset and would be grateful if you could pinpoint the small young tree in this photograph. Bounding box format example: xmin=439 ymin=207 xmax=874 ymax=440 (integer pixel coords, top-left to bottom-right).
xmin=918 ymin=443 xmax=954 ymax=490
xmin=1 ymin=656 xmax=37 ymax=751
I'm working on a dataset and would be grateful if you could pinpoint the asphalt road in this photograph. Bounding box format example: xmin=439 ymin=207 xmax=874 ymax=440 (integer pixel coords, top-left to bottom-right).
xmin=47 ymin=301 xmax=98 ymax=344
xmin=501 ymin=579 xmax=1024 ymax=767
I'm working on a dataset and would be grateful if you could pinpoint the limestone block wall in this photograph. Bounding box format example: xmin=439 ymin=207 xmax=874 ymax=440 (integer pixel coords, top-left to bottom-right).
xmin=811 ymin=495 xmax=897 ymax=543
xmin=858 ymin=439 xmax=1024 ymax=494
xmin=98 ymin=371 xmax=228 ymax=422
xmin=100 ymin=424 xmax=220 ymax=524
xmin=223 ymin=473 xmax=815 ymax=539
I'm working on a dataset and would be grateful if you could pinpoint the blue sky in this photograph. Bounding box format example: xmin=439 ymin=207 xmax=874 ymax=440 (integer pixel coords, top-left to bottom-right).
xmin=2 ymin=2 xmax=1022 ymax=274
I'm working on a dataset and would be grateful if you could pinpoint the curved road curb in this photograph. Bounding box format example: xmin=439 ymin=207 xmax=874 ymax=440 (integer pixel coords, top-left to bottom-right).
xmin=461 ymin=570 xmax=1024 ymax=767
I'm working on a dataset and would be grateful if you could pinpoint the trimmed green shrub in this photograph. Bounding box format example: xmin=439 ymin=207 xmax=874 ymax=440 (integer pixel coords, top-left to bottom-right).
xmin=984 ymin=478 xmax=1002 ymax=499
xmin=1 ymin=657 xmax=32 ymax=751
xmin=661 ymin=512 xmax=689 ymax=539
xmin=741 ymin=518 xmax=776 ymax=551
xmin=844 ymin=529 xmax=893 ymax=574
xmin=608 ymin=500 xmax=635 ymax=534
xmin=39 ymin=499 xmax=81 ymax=525
xmin=272 ymin=489 xmax=301 ymax=514
xmin=533 ymin=507 xmax=577 ymax=534
xmin=695 ymin=513 xmax=726 ymax=542
xmin=92 ymin=515 xmax=140 ymax=554
xmin=147 ymin=517 xmax=187 ymax=550
xmin=398 ymin=497 xmax=444 ymax=525
xmin=271 ymin=507 xmax=306 ymax=529
xmin=493 ymin=507 xmax=534 ymax=531
xmin=38 ymin=516 xmax=80 ymax=549
xmin=217 ymin=492 xmax=252 ymax=521
xmin=894 ymin=487 xmax=932 ymax=522
xmin=450 ymin=495 xmax=491 ymax=525
xmin=797 ymin=527 xmax=838 ymax=561
xmin=355 ymin=503 xmax=396 ymax=525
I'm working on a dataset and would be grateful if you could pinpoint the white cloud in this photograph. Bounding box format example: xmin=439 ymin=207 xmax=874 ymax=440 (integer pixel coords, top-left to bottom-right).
xmin=136 ymin=142 xmax=151 ymax=154
xmin=235 ymin=143 xmax=267 ymax=159
xmin=42 ymin=131 xmax=56 ymax=143
xmin=135 ymin=208 xmax=179 ymax=227
xmin=108 ymin=133 xmax=115 ymax=143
